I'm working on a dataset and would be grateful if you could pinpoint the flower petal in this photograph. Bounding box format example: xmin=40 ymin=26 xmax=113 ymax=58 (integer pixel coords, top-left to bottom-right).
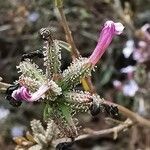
xmin=88 ymin=20 xmax=124 ymax=65
xmin=114 ymin=22 xmax=125 ymax=35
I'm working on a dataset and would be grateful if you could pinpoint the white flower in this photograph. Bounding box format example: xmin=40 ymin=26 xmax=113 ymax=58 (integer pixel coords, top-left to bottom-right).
xmin=122 ymin=40 xmax=134 ymax=58
xmin=123 ymin=80 xmax=138 ymax=97
xmin=0 ymin=107 xmax=10 ymax=121
xmin=11 ymin=125 xmax=25 ymax=137
xmin=113 ymin=80 xmax=122 ymax=90
xmin=114 ymin=22 xmax=125 ymax=35
xmin=138 ymin=41 xmax=147 ymax=48
xmin=28 ymin=12 xmax=39 ymax=22
xmin=120 ymin=66 xmax=135 ymax=73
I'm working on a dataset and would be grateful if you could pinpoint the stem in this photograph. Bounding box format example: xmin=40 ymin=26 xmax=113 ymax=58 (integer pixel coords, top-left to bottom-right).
xmin=117 ymin=104 xmax=150 ymax=128
xmin=103 ymin=100 xmax=150 ymax=128
xmin=55 ymin=4 xmax=96 ymax=93
xmin=0 ymin=81 xmax=11 ymax=92
xmin=76 ymin=118 xmax=133 ymax=140
xmin=57 ymin=7 xmax=80 ymax=59
xmin=53 ymin=119 xmax=133 ymax=146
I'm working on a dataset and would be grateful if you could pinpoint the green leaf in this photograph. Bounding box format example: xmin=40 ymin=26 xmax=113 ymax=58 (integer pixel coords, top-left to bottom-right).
xmin=59 ymin=102 xmax=72 ymax=122
xmin=58 ymin=40 xmax=71 ymax=52
xmin=59 ymin=102 xmax=77 ymax=133
xmin=43 ymin=103 xmax=53 ymax=120
xmin=100 ymin=66 xmax=114 ymax=86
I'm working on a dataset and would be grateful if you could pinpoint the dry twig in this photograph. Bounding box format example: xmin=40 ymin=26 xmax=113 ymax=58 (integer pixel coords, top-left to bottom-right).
xmin=76 ymin=118 xmax=133 ymax=140
xmin=53 ymin=118 xmax=133 ymax=146
xmin=0 ymin=81 xmax=11 ymax=92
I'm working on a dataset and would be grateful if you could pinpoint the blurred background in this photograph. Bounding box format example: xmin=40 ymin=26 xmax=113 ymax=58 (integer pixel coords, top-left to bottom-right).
xmin=0 ymin=0 xmax=150 ymax=149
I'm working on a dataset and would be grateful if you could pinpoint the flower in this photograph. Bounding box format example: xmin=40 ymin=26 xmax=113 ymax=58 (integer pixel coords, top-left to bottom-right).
xmin=113 ymin=80 xmax=122 ymax=90
xmin=11 ymin=84 xmax=50 ymax=102
xmin=27 ymin=12 xmax=39 ymax=22
xmin=0 ymin=107 xmax=10 ymax=121
xmin=122 ymin=80 xmax=138 ymax=97
xmin=120 ymin=66 xmax=135 ymax=73
xmin=11 ymin=125 xmax=25 ymax=137
xmin=122 ymin=40 xmax=134 ymax=58
xmin=88 ymin=20 xmax=124 ymax=65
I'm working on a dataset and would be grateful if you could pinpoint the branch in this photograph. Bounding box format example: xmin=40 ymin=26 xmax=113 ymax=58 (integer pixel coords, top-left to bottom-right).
xmin=53 ymin=99 xmax=150 ymax=145
xmin=53 ymin=118 xmax=133 ymax=146
xmin=76 ymin=118 xmax=133 ymax=141
xmin=103 ymin=100 xmax=150 ymax=128
xmin=56 ymin=5 xmax=80 ymax=59
xmin=117 ymin=104 xmax=150 ymax=128
xmin=0 ymin=81 xmax=11 ymax=92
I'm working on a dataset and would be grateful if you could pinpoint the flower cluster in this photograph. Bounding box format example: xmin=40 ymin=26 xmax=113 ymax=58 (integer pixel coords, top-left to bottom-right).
xmin=6 ymin=21 xmax=124 ymax=138
xmin=113 ymin=23 xmax=150 ymax=98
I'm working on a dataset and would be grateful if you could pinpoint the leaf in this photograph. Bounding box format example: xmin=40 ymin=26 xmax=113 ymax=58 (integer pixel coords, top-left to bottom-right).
xmin=58 ymin=40 xmax=71 ymax=52
xmin=58 ymin=40 xmax=92 ymax=92
xmin=59 ymin=102 xmax=77 ymax=134
xmin=100 ymin=66 xmax=114 ymax=86
xmin=43 ymin=103 xmax=53 ymax=120
xmin=44 ymin=40 xmax=61 ymax=77
xmin=59 ymin=102 xmax=72 ymax=122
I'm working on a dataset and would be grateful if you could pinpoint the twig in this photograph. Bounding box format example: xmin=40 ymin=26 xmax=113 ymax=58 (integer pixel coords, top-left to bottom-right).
xmin=117 ymin=104 xmax=150 ymax=128
xmin=0 ymin=81 xmax=11 ymax=88
xmin=76 ymin=118 xmax=133 ymax=140
xmin=0 ymin=81 xmax=11 ymax=92
xmin=0 ymin=24 xmax=11 ymax=32
xmin=53 ymin=98 xmax=150 ymax=146
xmin=103 ymin=100 xmax=150 ymax=128
xmin=56 ymin=6 xmax=80 ymax=59
xmin=53 ymin=118 xmax=133 ymax=146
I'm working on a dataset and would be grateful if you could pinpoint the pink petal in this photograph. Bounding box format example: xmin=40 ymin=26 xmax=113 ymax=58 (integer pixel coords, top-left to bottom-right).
xmin=88 ymin=20 xmax=124 ymax=65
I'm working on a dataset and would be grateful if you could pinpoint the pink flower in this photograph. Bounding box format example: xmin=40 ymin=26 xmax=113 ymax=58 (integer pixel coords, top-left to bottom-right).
xmin=11 ymin=84 xmax=50 ymax=102
xmin=88 ymin=21 xmax=124 ymax=65
xmin=113 ymin=80 xmax=122 ymax=90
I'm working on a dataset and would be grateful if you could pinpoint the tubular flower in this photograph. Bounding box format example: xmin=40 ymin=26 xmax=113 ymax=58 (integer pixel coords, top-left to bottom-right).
xmin=11 ymin=84 xmax=50 ymax=102
xmin=88 ymin=20 xmax=124 ymax=65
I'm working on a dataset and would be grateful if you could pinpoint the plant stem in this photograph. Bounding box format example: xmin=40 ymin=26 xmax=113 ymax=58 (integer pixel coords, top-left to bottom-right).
xmin=56 ymin=4 xmax=96 ymax=93
xmin=0 ymin=81 xmax=11 ymax=92
xmin=57 ymin=7 xmax=80 ymax=59
xmin=53 ymin=119 xmax=133 ymax=146
xmin=103 ymin=100 xmax=150 ymax=128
